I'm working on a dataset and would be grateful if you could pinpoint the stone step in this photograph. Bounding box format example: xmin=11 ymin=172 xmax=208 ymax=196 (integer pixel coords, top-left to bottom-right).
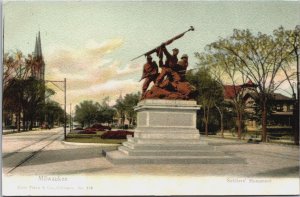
xmin=133 ymin=131 xmax=200 ymax=139
xmin=105 ymin=150 xmax=246 ymax=165
xmin=135 ymin=128 xmax=200 ymax=133
xmin=122 ymin=141 xmax=216 ymax=151
xmin=127 ymin=136 xmax=207 ymax=145
xmin=118 ymin=146 xmax=226 ymax=156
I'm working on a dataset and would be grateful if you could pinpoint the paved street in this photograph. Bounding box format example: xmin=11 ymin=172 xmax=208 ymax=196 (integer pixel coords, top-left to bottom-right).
xmin=2 ymin=129 xmax=299 ymax=195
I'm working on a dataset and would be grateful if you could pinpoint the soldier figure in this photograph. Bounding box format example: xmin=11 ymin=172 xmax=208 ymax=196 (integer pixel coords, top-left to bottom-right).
xmin=133 ymin=26 xmax=195 ymax=100
xmin=140 ymin=55 xmax=159 ymax=96
xmin=155 ymin=45 xmax=180 ymax=86
xmin=175 ymin=54 xmax=189 ymax=81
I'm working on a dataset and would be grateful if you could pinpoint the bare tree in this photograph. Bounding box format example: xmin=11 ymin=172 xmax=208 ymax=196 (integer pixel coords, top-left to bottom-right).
xmin=196 ymin=52 xmax=249 ymax=140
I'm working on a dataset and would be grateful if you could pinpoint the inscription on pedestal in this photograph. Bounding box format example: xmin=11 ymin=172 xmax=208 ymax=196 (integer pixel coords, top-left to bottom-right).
xmin=149 ymin=112 xmax=193 ymax=127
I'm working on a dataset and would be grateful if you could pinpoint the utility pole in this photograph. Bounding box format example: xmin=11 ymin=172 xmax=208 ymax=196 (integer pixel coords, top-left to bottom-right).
xmin=64 ymin=78 xmax=66 ymax=140
xmin=70 ymin=103 xmax=72 ymax=132
xmin=45 ymin=78 xmax=67 ymax=140
xmin=295 ymin=26 xmax=299 ymax=145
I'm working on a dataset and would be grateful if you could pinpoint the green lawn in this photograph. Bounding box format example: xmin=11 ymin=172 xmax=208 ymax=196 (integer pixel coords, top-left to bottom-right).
xmin=67 ymin=131 xmax=106 ymax=138
xmin=65 ymin=137 xmax=125 ymax=144
xmin=66 ymin=130 xmax=126 ymax=144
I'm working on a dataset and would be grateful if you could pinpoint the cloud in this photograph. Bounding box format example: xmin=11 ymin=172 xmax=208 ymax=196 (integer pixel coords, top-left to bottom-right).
xmin=44 ymin=38 xmax=143 ymax=109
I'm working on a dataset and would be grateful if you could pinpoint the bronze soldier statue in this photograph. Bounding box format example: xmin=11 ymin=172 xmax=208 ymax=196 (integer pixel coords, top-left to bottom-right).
xmin=140 ymin=55 xmax=159 ymax=96
xmin=175 ymin=54 xmax=189 ymax=81
xmin=133 ymin=26 xmax=196 ymax=100
xmin=155 ymin=45 xmax=181 ymax=87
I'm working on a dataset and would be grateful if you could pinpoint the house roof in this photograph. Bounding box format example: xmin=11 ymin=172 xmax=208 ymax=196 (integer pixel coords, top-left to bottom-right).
xmin=270 ymin=93 xmax=294 ymax=101
xmin=243 ymin=92 xmax=293 ymax=100
xmin=223 ymin=80 xmax=257 ymax=99
xmin=223 ymin=85 xmax=242 ymax=99
xmin=241 ymin=80 xmax=258 ymax=88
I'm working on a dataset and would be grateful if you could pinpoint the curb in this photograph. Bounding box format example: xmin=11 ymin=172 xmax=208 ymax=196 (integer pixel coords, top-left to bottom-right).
xmin=61 ymin=140 xmax=120 ymax=146
xmin=203 ymin=136 xmax=298 ymax=148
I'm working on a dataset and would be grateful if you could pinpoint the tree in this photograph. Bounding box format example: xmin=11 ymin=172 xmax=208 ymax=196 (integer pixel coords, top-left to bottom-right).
xmin=3 ymin=50 xmax=54 ymax=131
xmin=273 ymin=26 xmax=299 ymax=145
xmin=206 ymin=28 xmax=297 ymax=142
xmin=3 ymin=51 xmax=27 ymax=131
xmin=74 ymin=100 xmax=100 ymax=127
xmin=40 ymin=100 xmax=65 ymax=128
xmin=3 ymin=77 xmax=55 ymax=131
xmin=98 ymin=97 xmax=116 ymax=124
xmin=3 ymin=51 xmax=29 ymax=84
xmin=196 ymin=47 xmax=250 ymax=139
xmin=3 ymin=78 xmax=24 ymax=131
xmin=187 ymin=68 xmax=223 ymax=136
xmin=113 ymin=92 xmax=141 ymax=127
xmin=114 ymin=96 xmax=126 ymax=127
xmin=123 ymin=92 xmax=141 ymax=126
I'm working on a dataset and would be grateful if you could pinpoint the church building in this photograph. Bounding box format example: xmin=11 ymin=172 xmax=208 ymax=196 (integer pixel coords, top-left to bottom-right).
xmin=31 ymin=31 xmax=45 ymax=81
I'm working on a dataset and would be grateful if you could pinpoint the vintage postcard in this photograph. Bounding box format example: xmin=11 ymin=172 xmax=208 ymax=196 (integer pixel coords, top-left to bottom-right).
xmin=2 ymin=0 xmax=300 ymax=196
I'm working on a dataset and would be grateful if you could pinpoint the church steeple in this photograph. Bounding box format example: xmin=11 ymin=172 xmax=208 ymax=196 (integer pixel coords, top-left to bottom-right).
xmin=38 ymin=31 xmax=43 ymax=58
xmin=32 ymin=31 xmax=45 ymax=80
xmin=34 ymin=31 xmax=43 ymax=59
xmin=34 ymin=35 xmax=39 ymax=57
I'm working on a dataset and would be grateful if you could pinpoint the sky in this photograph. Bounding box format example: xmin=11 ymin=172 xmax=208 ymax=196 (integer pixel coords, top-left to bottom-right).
xmin=4 ymin=1 xmax=300 ymax=112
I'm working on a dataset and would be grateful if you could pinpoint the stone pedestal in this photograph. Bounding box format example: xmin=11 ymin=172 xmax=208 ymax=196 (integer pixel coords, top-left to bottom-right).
xmin=134 ymin=99 xmax=200 ymax=141
xmin=105 ymin=99 xmax=244 ymax=164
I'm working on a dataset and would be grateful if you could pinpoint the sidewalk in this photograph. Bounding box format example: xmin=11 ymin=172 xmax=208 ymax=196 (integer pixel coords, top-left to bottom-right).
xmin=2 ymin=130 xmax=299 ymax=195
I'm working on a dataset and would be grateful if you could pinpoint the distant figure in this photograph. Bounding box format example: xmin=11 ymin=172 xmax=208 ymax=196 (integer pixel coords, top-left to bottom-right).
xmin=140 ymin=55 xmax=159 ymax=96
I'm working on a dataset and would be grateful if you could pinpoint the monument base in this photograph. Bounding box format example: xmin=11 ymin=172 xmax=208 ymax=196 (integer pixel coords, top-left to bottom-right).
xmin=105 ymin=99 xmax=245 ymax=164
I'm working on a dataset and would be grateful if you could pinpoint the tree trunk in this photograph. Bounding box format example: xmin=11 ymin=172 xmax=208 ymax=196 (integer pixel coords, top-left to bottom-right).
xmin=237 ymin=111 xmax=242 ymax=140
xmin=261 ymin=103 xmax=267 ymax=142
xmin=294 ymin=101 xmax=299 ymax=145
xmin=215 ymin=105 xmax=224 ymax=138
xmin=16 ymin=112 xmax=21 ymax=132
xmin=220 ymin=112 xmax=224 ymax=138
xmin=22 ymin=114 xmax=26 ymax=131
xmin=29 ymin=118 xmax=33 ymax=130
xmin=205 ymin=107 xmax=210 ymax=136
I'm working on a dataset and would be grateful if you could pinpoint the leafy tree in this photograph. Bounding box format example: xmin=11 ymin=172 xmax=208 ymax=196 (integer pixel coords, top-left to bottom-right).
xmin=74 ymin=98 xmax=116 ymax=127
xmin=187 ymin=68 xmax=223 ymax=136
xmin=123 ymin=92 xmax=141 ymax=126
xmin=74 ymin=100 xmax=100 ymax=127
xmin=98 ymin=97 xmax=116 ymax=124
xmin=273 ymin=26 xmax=299 ymax=145
xmin=3 ymin=50 xmax=55 ymax=131
xmin=204 ymin=28 xmax=297 ymax=142
xmin=3 ymin=78 xmax=24 ymax=131
xmin=3 ymin=77 xmax=54 ymax=131
xmin=196 ymin=46 xmax=250 ymax=139
xmin=40 ymin=100 xmax=65 ymax=128
xmin=114 ymin=96 xmax=126 ymax=127
xmin=113 ymin=92 xmax=141 ymax=127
